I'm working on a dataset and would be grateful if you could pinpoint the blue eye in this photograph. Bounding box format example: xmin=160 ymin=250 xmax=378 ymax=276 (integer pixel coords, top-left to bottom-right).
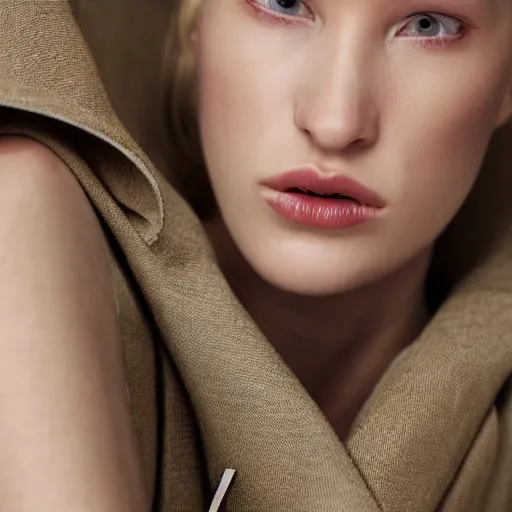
xmin=254 ymin=0 xmax=311 ymax=19
xmin=268 ymin=0 xmax=303 ymax=16
xmin=397 ymin=13 xmax=463 ymax=40
xmin=414 ymin=16 xmax=442 ymax=36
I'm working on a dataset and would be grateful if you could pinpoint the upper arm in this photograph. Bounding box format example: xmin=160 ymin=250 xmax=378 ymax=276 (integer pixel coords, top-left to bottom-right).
xmin=0 ymin=136 xmax=146 ymax=511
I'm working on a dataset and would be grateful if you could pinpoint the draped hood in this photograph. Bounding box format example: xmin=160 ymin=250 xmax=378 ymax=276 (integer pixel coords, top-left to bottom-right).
xmin=0 ymin=2 xmax=510 ymax=511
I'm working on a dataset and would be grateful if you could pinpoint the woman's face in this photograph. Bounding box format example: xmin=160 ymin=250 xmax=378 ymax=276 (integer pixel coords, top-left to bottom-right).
xmin=194 ymin=0 xmax=512 ymax=295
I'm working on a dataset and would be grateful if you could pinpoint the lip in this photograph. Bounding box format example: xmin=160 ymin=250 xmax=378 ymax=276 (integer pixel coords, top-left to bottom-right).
xmin=260 ymin=168 xmax=385 ymax=229
xmin=262 ymin=168 xmax=385 ymax=207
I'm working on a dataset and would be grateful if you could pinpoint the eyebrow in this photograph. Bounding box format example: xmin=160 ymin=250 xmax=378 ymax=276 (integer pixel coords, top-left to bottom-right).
xmin=388 ymin=0 xmax=500 ymax=17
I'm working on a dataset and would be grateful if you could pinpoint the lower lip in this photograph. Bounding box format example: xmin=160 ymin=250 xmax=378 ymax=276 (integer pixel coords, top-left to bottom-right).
xmin=265 ymin=190 xmax=379 ymax=229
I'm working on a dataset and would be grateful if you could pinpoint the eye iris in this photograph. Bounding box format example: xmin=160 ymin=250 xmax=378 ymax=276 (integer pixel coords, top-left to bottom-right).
xmin=416 ymin=16 xmax=440 ymax=36
xmin=271 ymin=0 xmax=301 ymax=14
xmin=276 ymin=0 xmax=297 ymax=8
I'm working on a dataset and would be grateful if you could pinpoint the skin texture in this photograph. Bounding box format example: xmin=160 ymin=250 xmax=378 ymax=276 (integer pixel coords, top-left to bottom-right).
xmin=192 ymin=0 xmax=512 ymax=437
xmin=196 ymin=0 xmax=512 ymax=296
xmin=0 ymin=137 xmax=146 ymax=511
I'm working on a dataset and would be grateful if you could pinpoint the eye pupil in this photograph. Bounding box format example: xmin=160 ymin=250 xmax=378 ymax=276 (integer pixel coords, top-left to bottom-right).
xmin=276 ymin=0 xmax=298 ymax=9
xmin=415 ymin=15 xmax=441 ymax=37
xmin=418 ymin=18 xmax=432 ymax=31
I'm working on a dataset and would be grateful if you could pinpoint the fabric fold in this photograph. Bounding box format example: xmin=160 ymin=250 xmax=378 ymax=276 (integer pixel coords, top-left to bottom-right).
xmin=0 ymin=1 xmax=509 ymax=511
xmin=0 ymin=0 xmax=163 ymax=244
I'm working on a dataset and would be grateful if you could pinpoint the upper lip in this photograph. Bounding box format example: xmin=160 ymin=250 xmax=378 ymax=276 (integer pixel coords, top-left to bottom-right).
xmin=261 ymin=168 xmax=385 ymax=208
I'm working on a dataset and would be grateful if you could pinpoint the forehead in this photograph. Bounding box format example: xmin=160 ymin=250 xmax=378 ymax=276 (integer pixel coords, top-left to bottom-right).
xmin=310 ymin=0 xmax=501 ymax=13
xmin=307 ymin=0 xmax=508 ymax=24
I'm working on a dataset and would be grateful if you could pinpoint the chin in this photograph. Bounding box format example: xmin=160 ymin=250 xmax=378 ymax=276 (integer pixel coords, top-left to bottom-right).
xmin=241 ymin=238 xmax=386 ymax=297
xmin=260 ymin=270 xmax=353 ymax=296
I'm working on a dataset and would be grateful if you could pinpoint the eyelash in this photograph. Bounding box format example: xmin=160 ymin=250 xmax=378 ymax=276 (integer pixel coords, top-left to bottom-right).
xmin=246 ymin=0 xmax=472 ymax=47
xmin=246 ymin=0 xmax=314 ymax=26
xmin=395 ymin=13 xmax=470 ymax=48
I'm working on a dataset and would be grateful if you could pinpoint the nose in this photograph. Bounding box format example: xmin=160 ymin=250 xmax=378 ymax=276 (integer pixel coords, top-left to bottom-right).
xmin=294 ymin=39 xmax=379 ymax=154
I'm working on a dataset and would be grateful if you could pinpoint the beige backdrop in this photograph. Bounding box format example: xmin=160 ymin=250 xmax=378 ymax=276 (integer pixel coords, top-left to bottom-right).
xmin=72 ymin=0 xmax=174 ymax=178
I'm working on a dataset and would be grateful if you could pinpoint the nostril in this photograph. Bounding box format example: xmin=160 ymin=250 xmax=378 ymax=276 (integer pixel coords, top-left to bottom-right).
xmin=295 ymin=97 xmax=380 ymax=154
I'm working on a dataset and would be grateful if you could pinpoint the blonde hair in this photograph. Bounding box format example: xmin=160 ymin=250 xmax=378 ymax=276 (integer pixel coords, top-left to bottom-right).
xmin=160 ymin=0 xmax=216 ymax=218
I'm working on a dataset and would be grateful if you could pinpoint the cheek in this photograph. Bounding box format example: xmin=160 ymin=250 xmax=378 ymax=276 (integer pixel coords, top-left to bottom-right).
xmin=195 ymin=6 xmax=303 ymax=187
xmin=386 ymin=54 xmax=510 ymax=225
xmin=197 ymin=50 xmax=267 ymax=197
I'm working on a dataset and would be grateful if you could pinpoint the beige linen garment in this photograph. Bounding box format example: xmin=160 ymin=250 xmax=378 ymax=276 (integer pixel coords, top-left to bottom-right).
xmin=0 ymin=1 xmax=510 ymax=511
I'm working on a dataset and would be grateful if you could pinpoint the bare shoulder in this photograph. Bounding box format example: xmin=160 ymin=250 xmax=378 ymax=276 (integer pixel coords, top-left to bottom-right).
xmin=0 ymin=134 xmax=113 ymax=310
xmin=0 ymin=135 xmax=94 ymax=220
xmin=0 ymin=136 xmax=147 ymax=509
xmin=0 ymin=135 xmax=75 ymax=180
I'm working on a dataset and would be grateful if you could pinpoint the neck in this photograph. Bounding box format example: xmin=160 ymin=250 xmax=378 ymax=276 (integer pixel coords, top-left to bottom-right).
xmin=206 ymin=217 xmax=431 ymax=440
